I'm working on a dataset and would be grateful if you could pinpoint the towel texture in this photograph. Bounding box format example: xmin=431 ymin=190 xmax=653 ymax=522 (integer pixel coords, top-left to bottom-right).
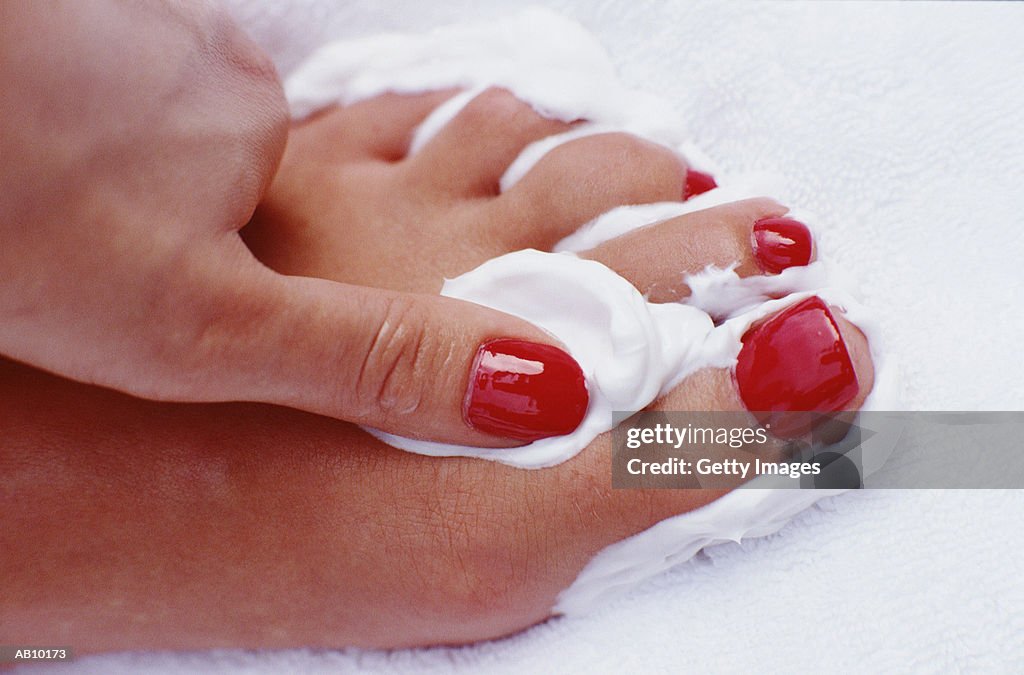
xmin=38 ymin=1 xmax=1024 ymax=672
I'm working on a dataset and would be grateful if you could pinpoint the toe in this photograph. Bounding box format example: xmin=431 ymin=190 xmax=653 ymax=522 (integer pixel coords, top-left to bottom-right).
xmin=496 ymin=132 xmax=687 ymax=248
xmin=725 ymin=299 xmax=873 ymax=428
xmin=580 ymin=198 xmax=814 ymax=302
xmin=650 ymin=303 xmax=871 ymax=420
xmin=406 ymin=87 xmax=572 ymax=199
xmin=647 ymin=300 xmax=872 ymax=514
xmin=285 ymin=90 xmax=460 ymax=164
xmin=573 ymin=297 xmax=875 ymax=535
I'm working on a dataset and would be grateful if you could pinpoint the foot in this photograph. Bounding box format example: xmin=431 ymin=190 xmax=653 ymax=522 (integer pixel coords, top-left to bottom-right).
xmin=0 ymin=89 xmax=874 ymax=652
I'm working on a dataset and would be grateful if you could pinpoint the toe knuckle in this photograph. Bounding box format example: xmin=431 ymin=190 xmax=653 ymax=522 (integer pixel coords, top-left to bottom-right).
xmin=610 ymin=133 xmax=683 ymax=181
xmin=578 ymin=133 xmax=685 ymax=203
xmin=464 ymin=87 xmax=534 ymax=125
xmin=596 ymin=132 xmax=656 ymax=161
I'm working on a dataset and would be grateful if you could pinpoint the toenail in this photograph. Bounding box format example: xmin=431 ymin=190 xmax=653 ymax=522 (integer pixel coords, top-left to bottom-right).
xmin=752 ymin=216 xmax=813 ymax=274
xmin=464 ymin=339 xmax=589 ymax=442
xmin=734 ymin=296 xmax=858 ymax=438
xmin=683 ymin=168 xmax=717 ymax=200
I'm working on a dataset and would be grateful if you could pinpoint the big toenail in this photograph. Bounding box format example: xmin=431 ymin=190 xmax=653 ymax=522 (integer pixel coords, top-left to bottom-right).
xmin=734 ymin=296 xmax=858 ymax=437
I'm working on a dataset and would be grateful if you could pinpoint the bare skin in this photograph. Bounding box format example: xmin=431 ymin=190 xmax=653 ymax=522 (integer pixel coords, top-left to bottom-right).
xmin=0 ymin=1 xmax=564 ymax=449
xmin=0 ymin=89 xmax=874 ymax=653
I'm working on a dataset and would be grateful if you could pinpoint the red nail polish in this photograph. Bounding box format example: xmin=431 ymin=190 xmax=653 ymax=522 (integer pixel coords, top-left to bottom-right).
xmin=683 ymin=168 xmax=717 ymax=200
xmin=735 ymin=296 xmax=858 ymax=437
xmin=752 ymin=217 xmax=813 ymax=274
xmin=464 ymin=339 xmax=589 ymax=442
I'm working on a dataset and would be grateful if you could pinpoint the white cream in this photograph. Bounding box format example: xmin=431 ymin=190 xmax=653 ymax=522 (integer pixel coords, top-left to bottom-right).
xmin=285 ymin=7 xmax=902 ymax=615
xmin=500 ymin=124 xmax=622 ymax=192
xmin=369 ymin=250 xmax=730 ymax=469
xmin=408 ymin=88 xmax=483 ymax=155
xmin=555 ymin=485 xmax=848 ymax=614
xmin=286 ymin=7 xmax=687 ymax=143
xmin=553 ymin=174 xmax=788 ymax=253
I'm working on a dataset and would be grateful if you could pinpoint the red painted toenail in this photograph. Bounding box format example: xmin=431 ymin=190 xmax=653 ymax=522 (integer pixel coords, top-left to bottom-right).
xmin=683 ymin=168 xmax=717 ymax=200
xmin=735 ymin=296 xmax=858 ymax=437
xmin=752 ymin=216 xmax=813 ymax=274
xmin=464 ymin=339 xmax=589 ymax=442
